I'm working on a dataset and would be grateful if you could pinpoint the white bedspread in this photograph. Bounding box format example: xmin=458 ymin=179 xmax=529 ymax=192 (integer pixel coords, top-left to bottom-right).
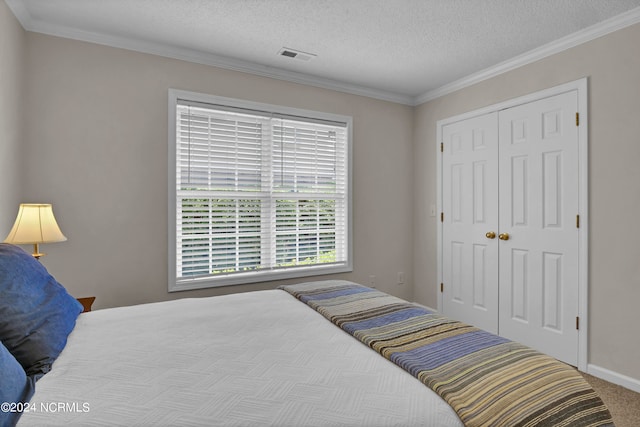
xmin=19 ymin=289 xmax=463 ymax=427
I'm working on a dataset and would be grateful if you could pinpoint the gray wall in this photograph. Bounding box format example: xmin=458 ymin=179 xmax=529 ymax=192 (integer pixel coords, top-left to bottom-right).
xmin=413 ymin=22 xmax=640 ymax=381
xmin=0 ymin=0 xmax=24 ymax=233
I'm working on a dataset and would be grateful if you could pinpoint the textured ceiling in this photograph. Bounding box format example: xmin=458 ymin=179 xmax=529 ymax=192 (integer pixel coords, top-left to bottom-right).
xmin=6 ymin=0 xmax=640 ymax=104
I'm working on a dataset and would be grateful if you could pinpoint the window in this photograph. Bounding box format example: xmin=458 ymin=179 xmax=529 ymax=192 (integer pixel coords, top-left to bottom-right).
xmin=168 ymin=90 xmax=352 ymax=291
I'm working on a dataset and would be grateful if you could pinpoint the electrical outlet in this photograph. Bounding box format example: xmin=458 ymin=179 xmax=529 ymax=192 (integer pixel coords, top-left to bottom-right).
xmin=369 ymin=275 xmax=376 ymax=288
xmin=397 ymin=272 xmax=404 ymax=285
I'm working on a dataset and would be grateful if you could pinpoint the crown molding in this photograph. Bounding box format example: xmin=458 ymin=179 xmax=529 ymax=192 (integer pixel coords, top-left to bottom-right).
xmin=4 ymin=0 xmax=31 ymax=28
xmin=413 ymin=6 xmax=640 ymax=105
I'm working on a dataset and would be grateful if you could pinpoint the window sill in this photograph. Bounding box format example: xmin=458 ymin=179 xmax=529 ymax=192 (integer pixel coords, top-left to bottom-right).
xmin=169 ymin=263 xmax=353 ymax=292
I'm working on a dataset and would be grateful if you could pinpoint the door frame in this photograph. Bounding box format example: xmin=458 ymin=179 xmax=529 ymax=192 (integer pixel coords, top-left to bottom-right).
xmin=436 ymin=78 xmax=589 ymax=371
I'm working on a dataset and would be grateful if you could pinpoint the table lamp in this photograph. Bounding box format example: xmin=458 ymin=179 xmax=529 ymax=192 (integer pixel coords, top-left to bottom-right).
xmin=3 ymin=203 xmax=67 ymax=259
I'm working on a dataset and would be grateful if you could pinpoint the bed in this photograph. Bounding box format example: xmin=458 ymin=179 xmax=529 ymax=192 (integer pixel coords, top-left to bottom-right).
xmin=0 ymin=244 xmax=613 ymax=427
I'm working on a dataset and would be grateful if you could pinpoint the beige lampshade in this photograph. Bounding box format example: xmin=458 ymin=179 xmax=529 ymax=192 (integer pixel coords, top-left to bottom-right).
xmin=4 ymin=204 xmax=67 ymax=256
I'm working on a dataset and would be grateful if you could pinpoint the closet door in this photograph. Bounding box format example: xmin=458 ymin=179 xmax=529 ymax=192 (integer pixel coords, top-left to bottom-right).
xmin=441 ymin=112 xmax=499 ymax=334
xmin=497 ymin=91 xmax=580 ymax=365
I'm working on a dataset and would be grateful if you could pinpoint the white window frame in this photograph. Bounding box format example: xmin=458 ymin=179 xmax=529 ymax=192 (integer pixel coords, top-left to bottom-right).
xmin=168 ymin=89 xmax=352 ymax=292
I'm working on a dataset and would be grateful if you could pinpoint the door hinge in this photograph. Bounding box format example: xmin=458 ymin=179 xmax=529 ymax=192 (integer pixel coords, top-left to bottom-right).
xmin=440 ymin=142 xmax=444 ymax=152
xmin=576 ymin=112 xmax=579 ymax=126
xmin=576 ymin=316 xmax=580 ymax=330
xmin=576 ymin=214 xmax=580 ymax=228
xmin=440 ymin=283 xmax=444 ymax=293
xmin=440 ymin=212 xmax=444 ymax=222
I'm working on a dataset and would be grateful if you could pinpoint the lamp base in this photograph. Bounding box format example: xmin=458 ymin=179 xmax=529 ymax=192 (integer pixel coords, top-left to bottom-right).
xmin=32 ymin=243 xmax=45 ymax=259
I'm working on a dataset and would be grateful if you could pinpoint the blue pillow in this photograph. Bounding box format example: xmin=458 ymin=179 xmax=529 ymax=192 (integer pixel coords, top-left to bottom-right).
xmin=0 ymin=339 xmax=35 ymax=427
xmin=0 ymin=244 xmax=82 ymax=379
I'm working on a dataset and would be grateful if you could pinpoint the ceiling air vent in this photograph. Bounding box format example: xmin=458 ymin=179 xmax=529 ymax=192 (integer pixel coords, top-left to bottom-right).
xmin=278 ymin=47 xmax=316 ymax=62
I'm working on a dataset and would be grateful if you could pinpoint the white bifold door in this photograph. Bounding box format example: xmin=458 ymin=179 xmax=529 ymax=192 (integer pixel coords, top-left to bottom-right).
xmin=441 ymin=90 xmax=580 ymax=365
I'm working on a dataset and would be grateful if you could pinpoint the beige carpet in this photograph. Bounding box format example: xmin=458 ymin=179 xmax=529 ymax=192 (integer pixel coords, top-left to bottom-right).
xmin=581 ymin=373 xmax=640 ymax=427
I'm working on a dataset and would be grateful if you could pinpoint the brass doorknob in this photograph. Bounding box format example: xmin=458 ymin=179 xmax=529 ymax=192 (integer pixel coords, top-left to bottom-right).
xmin=485 ymin=231 xmax=496 ymax=239
xmin=499 ymin=233 xmax=510 ymax=241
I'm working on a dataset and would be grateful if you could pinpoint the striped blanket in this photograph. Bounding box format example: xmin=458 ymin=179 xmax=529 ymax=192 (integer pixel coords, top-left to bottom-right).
xmin=280 ymin=281 xmax=614 ymax=427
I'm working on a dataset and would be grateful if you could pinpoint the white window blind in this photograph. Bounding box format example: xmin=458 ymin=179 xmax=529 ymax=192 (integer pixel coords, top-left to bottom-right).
xmin=169 ymin=92 xmax=351 ymax=291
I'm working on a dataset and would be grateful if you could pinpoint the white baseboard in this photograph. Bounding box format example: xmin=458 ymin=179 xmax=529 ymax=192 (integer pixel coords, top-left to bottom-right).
xmin=587 ymin=364 xmax=640 ymax=393
xmin=412 ymin=302 xmax=438 ymax=313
